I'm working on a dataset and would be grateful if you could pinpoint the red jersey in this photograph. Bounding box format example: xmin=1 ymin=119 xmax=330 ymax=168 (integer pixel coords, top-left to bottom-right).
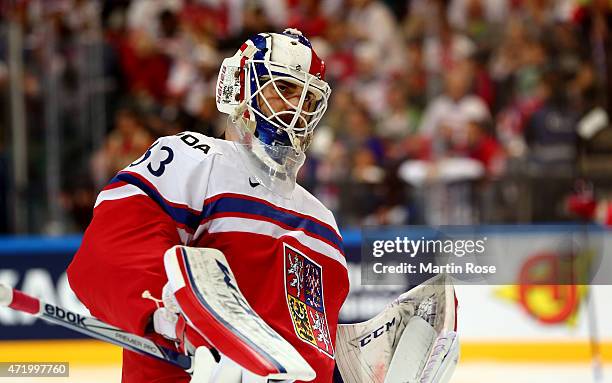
xmin=68 ymin=132 xmax=349 ymax=382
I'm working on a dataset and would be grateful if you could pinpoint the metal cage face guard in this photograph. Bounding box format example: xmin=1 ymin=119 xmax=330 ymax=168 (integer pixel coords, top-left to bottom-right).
xmin=246 ymin=59 xmax=331 ymax=153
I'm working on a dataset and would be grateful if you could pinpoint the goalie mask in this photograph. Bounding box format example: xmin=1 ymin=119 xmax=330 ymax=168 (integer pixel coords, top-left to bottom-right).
xmin=216 ymin=29 xmax=331 ymax=196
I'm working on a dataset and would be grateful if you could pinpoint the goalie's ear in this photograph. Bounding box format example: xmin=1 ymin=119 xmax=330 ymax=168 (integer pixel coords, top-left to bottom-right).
xmin=163 ymin=246 xmax=316 ymax=381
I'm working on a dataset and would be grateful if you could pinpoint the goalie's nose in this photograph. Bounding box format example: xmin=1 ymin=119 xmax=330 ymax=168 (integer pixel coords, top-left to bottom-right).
xmin=275 ymin=111 xmax=307 ymax=129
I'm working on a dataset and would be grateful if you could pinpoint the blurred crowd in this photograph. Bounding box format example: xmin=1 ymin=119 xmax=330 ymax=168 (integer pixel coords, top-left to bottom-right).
xmin=0 ymin=0 xmax=611 ymax=233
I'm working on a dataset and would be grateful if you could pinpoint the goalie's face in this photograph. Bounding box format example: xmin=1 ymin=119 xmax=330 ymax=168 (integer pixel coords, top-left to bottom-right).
xmin=257 ymin=79 xmax=318 ymax=128
xmin=246 ymin=54 xmax=330 ymax=153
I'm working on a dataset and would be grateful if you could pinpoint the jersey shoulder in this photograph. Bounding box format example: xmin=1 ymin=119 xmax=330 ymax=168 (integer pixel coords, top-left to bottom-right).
xmin=96 ymin=133 xmax=231 ymax=231
xmin=119 ymin=132 xmax=224 ymax=187
xmin=158 ymin=131 xmax=230 ymax=162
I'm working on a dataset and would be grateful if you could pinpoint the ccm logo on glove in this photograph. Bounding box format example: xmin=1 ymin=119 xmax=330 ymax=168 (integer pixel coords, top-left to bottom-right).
xmin=358 ymin=317 xmax=397 ymax=348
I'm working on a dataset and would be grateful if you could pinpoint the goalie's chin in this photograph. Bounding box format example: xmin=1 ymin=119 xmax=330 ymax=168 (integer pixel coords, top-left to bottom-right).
xmin=226 ymin=117 xmax=305 ymax=198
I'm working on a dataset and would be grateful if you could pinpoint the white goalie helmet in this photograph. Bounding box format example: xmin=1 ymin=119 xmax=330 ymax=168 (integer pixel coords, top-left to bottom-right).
xmin=215 ymin=29 xmax=331 ymax=196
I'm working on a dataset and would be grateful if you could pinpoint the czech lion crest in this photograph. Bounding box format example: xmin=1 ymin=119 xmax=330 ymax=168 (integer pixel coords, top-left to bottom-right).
xmin=284 ymin=243 xmax=334 ymax=358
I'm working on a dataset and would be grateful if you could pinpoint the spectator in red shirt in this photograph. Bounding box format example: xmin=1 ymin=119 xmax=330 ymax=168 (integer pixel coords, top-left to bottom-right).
xmin=288 ymin=0 xmax=328 ymax=38
xmin=464 ymin=104 xmax=505 ymax=176
xmin=117 ymin=29 xmax=170 ymax=102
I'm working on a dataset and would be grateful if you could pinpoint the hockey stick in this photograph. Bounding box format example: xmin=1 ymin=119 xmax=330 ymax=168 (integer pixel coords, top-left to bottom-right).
xmin=0 ymin=283 xmax=193 ymax=371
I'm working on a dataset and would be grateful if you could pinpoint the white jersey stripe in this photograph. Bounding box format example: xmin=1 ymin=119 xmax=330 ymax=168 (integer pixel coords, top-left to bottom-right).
xmin=176 ymin=228 xmax=194 ymax=246
xmin=94 ymin=184 xmax=146 ymax=208
xmin=204 ymin=216 xmax=347 ymax=269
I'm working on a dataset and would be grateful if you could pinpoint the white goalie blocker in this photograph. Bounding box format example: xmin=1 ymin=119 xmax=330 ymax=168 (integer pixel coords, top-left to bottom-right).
xmin=163 ymin=246 xmax=315 ymax=383
xmin=336 ymin=275 xmax=459 ymax=383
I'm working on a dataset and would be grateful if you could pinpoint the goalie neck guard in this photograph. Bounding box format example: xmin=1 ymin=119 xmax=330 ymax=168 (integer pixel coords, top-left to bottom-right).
xmin=226 ymin=116 xmax=306 ymax=198
xmin=216 ymin=29 xmax=331 ymax=196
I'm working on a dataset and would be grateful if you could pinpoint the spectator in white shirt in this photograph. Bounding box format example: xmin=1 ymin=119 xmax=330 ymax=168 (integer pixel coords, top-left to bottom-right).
xmin=418 ymin=63 xmax=490 ymax=157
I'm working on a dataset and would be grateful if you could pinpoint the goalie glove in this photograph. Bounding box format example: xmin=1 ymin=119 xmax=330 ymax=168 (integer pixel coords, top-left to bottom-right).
xmin=335 ymin=274 xmax=459 ymax=383
xmin=384 ymin=316 xmax=458 ymax=383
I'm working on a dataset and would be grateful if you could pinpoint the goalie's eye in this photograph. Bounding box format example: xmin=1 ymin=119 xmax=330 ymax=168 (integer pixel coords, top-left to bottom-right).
xmin=303 ymin=91 xmax=315 ymax=104
xmin=275 ymin=81 xmax=293 ymax=96
xmin=276 ymin=81 xmax=316 ymax=108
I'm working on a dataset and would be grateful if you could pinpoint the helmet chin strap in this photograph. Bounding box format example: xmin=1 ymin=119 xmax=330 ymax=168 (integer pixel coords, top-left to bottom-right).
xmin=230 ymin=101 xmax=249 ymax=126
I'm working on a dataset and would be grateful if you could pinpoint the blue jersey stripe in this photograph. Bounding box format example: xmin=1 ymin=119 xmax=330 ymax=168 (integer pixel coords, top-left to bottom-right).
xmin=112 ymin=173 xmax=202 ymax=231
xmin=203 ymin=196 xmax=343 ymax=252
xmin=107 ymin=174 xmax=343 ymax=252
